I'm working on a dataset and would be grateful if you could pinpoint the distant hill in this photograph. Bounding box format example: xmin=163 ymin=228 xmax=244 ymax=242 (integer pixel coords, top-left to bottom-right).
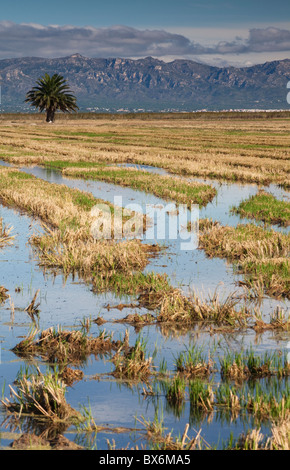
xmin=0 ymin=54 xmax=290 ymax=112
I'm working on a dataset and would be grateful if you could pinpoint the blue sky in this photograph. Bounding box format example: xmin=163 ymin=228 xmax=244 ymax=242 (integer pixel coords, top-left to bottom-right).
xmin=3 ymin=0 xmax=290 ymax=28
xmin=0 ymin=0 xmax=290 ymax=66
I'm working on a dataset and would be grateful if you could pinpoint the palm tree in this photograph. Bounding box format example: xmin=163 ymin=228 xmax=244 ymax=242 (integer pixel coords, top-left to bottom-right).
xmin=25 ymin=73 xmax=78 ymax=122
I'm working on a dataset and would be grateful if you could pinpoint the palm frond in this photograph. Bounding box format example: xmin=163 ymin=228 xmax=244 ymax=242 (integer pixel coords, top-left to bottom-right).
xmin=25 ymin=73 xmax=78 ymax=119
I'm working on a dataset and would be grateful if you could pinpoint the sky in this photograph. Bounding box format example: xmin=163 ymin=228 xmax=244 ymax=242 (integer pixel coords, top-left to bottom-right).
xmin=0 ymin=0 xmax=290 ymax=67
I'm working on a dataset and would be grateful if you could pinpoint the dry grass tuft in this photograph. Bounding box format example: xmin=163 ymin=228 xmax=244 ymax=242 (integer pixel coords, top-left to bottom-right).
xmin=199 ymin=220 xmax=290 ymax=298
xmin=269 ymin=414 xmax=290 ymax=450
xmin=253 ymin=307 xmax=290 ymax=332
xmin=141 ymin=285 xmax=248 ymax=326
xmin=30 ymin=227 xmax=149 ymax=279
xmin=0 ymin=217 xmax=14 ymax=249
xmin=234 ymin=413 xmax=290 ymax=450
xmin=10 ymin=432 xmax=82 ymax=450
xmin=111 ymin=334 xmax=153 ymax=381
xmin=137 ymin=415 xmax=209 ymax=450
xmin=1 ymin=367 xmax=78 ymax=422
xmin=0 ymin=286 xmax=9 ymax=303
xmin=222 ymin=361 xmax=251 ymax=382
xmin=59 ymin=367 xmax=84 ymax=386
xmin=175 ymin=346 xmax=213 ymax=378
xmin=12 ymin=326 xmax=123 ymax=364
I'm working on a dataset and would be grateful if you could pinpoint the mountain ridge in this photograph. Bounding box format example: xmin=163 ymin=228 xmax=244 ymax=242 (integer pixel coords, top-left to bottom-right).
xmin=0 ymin=54 xmax=289 ymax=111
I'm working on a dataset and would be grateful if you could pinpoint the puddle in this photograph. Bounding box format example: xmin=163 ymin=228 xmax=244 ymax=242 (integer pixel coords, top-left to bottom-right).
xmin=0 ymin=160 xmax=289 ymax=449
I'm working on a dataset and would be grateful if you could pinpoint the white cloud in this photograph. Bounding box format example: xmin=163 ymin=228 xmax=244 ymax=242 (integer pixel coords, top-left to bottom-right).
xmin=0 ymin=22 xmax=289 ymax=63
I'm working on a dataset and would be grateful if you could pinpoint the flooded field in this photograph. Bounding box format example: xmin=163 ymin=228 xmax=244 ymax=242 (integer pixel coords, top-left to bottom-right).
xmin=0 ymin=115 xmax=289 ymax=450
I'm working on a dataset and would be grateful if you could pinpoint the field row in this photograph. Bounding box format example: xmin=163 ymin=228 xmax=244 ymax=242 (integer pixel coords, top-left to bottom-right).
xmin=0 ymin=117 xmax=289 ymax=186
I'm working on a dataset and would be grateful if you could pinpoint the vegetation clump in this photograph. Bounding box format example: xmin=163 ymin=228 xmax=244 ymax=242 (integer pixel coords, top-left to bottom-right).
xmin=189 ymin=379 xmax=215 ymax=413
xmin=137 ymin=417 xmax=207 ymax=450
xmin=1 ymin=367 xmax=79 ymax=422
xmin=0 ymin=286 xmax=9 ymax=303
xmin=11 ymin=326 xmax=123 ymax=364
xmin=232 ymin=190 xmax=290 ymax=227
xmin=110 ymin=274 xmax=249 ymax=327
xmin=149 ymin=286 xmax=247 ymax=327
xmin=253 ymin=307 xmax=290 ymax=332
xmin=198 ymin=219 xmax=290 ymax=298
xmin=165 ymin=375 xmax=186 ymax=409
xmin=10 ymin=432 xmax=82 ymax=450
xmin=220 ymin=349 xmax=290 ymax=382
xmin=111 ymin=334 xmax=153 ymax=381
xmin=229 ymin=419 xmax=290 ymax=451
xmin=174 ymin=345 xmax=213 ymax=378
xmin=59 ymin=367 xmax=84 ymax=386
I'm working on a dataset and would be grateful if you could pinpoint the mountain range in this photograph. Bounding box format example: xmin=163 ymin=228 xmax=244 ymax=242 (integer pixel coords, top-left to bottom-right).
xmin=0 ymin=54 xmax=290 ymax=112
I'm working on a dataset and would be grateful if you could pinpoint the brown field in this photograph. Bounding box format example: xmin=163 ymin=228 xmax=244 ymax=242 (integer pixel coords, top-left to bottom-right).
xmin=0 ymin=113 xmax=289 ymax=187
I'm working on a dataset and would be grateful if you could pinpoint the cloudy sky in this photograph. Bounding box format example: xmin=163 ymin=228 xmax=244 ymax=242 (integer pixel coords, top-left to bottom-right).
xmin=0 ymin=0 xmax=290 ymax=67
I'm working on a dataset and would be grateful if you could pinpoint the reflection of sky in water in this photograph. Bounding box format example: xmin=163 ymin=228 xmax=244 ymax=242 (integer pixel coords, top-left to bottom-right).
xmin=66 ymin=369 xmax=277 ymax=449
xmin=1 ymin=160 xmax=289 ymax=318
xmin=18 ymin=164 xmax=289 ymax=313
xmin=0 ymin=160 xmax=289 ymax=448
xmin=0 ymin=206 xmax=127 ymax=343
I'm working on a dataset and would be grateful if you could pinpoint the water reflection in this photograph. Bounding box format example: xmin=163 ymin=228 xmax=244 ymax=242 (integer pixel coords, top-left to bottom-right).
xmin=0 ymin=159 xmax=289 ymax=449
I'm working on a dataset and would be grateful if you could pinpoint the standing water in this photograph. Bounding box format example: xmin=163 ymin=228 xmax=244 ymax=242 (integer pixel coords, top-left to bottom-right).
xmin=0 ymin=160 xmax=289 ymax=449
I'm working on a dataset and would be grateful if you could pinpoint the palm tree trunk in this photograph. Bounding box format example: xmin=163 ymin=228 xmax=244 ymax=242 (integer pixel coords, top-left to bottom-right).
xmin=46 ymin=107 xmax=55 ymax=123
